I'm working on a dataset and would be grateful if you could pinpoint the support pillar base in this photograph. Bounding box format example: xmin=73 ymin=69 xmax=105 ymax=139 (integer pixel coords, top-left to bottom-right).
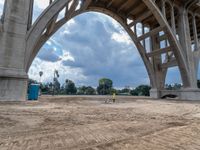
xmin=150 ymin=89 xmax=161 ymax=99
xmin=0 ymin=77 xmax=28 ymax=101
xmin=151 ymin=88 xmax=200 ymax=100
xmin=173 ymin=88 xmax=200 ymax=101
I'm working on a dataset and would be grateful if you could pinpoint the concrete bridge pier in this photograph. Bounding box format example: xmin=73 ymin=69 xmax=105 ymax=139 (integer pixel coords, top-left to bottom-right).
xmin=150 ymin=3 xmax=200 ymax=101
xmin=0 ymin=77 xmax=28 ymax=101
xmin=0 ymin=0 xmax=30 ymax=101
xmin=0 ymin=0 xmax=200 ymax=101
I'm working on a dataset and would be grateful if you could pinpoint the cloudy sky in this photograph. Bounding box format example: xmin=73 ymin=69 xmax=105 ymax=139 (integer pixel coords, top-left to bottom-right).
xmin=1 ymin=0 xmax=199 ymax=88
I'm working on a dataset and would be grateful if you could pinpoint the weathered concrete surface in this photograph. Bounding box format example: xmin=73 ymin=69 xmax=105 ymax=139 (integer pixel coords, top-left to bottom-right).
xmin=151 ymin=88 xmax=200 ymax=100
xmin=0 ymin=78 xmax=27 ymax=101
xmin=161 ymin=89 xmax=200 ymax=100
xmin=0 ymin=0 xmax=30 ymax=101
xmin=1 ymin=96 xmax=200 ymax=149
xmin=0 ymin=0 xmax=200 ymax=101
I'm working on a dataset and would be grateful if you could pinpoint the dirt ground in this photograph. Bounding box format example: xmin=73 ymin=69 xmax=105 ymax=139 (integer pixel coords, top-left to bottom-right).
xmin=1 ymin=96 xmax=200 ymax=150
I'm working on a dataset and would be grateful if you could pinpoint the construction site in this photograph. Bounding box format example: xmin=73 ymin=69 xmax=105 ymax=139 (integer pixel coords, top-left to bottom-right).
xmin=1 ymin=96 xmax=200 ymax=150
xmin=1 ymin=0 xmax=200 ymax=149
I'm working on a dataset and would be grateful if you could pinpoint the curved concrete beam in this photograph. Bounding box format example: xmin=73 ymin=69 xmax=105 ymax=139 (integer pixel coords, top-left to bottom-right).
xmin=25 ymin=0 xmax=71 ymax=70
xmin=26 ymin=0 xmax=192 ymax=88
xmin=142 ymin=0 xmax=191 ymax=87
xmin=27 ymin=7 xmax=157 ymax=87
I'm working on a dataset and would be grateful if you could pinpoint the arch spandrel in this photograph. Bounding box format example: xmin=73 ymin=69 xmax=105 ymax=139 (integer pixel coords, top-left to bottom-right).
xmin=26 ymin=0 xmax=198 ymax=89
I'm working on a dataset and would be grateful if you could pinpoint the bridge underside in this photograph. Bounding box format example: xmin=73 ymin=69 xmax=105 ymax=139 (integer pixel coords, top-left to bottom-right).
xmin=0 ymin=0 xmax=200 ymax=101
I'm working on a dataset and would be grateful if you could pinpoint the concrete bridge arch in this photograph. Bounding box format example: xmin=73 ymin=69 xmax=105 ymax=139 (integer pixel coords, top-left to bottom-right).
xmin=0 ymin=0 xmax=200 ymax=101
xmin=25 ymin=0 xmax=191 ymax=88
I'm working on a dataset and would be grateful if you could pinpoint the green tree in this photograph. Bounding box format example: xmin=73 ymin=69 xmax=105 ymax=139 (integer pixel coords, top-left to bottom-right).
xmin=77 ymin=86 xmax=96 ymax=95
xmin=119 ymin=88 xmax=131 ymax=95
xmin=77 ymin=86 xmax=87 ymax=95
xmin=65 ymin=79 xmax=77 ymax=94
xmin=53 ymin=78 xmax=60 ymax=94
xmin=85 ymin=86 xmax=96 ymax=95
xmin=59 ymin=85 xmax=66 ymax=95
xmin=136 ymin=85 xmax=151 ymax=96
xmin=53 ymin=70 xmax=59 ymax=95
xmin=165 ymin=84 xmax=173 ymax=90
xmin=130 ymin=89 xmax=138 ymax=96
xmin=40 ymin=83 xmax=50 ymax=94
xmin=97 ymin=78 xmax=113 ymax=95
xmin=165 ymin=83 xmax=182 ymax=90
xmin=28 ymin=78 xmax=37 ymax=86
xmin=131 ymin=85 xmax=151 ymax=96
xmin=111 ymin=88 xmax=118 ymax=95
xmin=39 ymin=71 xmax=43 ymax=83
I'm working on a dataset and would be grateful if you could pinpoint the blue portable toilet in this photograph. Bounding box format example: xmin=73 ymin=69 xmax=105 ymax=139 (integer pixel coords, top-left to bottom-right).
xmin=28 ymin=84 xmax=40 ymax=100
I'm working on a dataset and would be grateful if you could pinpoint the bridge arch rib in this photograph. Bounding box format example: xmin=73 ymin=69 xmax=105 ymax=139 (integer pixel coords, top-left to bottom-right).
xmin=26 ymin=0 xmax=192 ymax=93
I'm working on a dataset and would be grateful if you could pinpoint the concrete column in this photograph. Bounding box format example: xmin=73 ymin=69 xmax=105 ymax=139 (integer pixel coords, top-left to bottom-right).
xmin=134 ymin=24 xmax=137 ymax=37
xmin=27 ymin=0 xmax=34 ymax=30
xmin=171 ymin=6 xmax=176 ymax=34
xmin=142 ymin=24 xmax=146 ymax=49
xmin=192 ymin=15 xmax=199 ymax=51
xmin=150 ymin=34 xmax=166 ymax=98
xmin=192 ymin=15 xmax=200 ymax=78
xmin=177 ymin=7 xmax=197 ymax=88
xmin=161 ymin=0 xmax=166 ymax=17
xmin=0 ymin=0 xmax=32 ymax=101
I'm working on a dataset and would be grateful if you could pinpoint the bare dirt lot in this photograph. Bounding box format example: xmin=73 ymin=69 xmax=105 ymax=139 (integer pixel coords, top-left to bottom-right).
xmin=1 ymin=96 xmax=200 ymax=150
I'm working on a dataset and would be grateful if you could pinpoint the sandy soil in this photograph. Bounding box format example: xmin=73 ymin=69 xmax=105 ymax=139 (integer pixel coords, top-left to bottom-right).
xmin=1 ymin=95 xmax=200 ymax=150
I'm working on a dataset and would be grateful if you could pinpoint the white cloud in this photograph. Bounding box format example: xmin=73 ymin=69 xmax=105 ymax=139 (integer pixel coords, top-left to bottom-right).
xmin=111 ymin=19 xmax=121 ymax=28
xmin=60 ymin=51 xmax=75 ymax=62
xmin=67 ymin=19 xmax=76 ymax=26
xmin=34 ymin=0 xmax=50 ymax=10
xmin=0 ymin=0 xmax=4 ymax=5
xmin=57 ymin=7 xmax=66 ymax=20
xmin=111 ymin=31 xmax=132 ymax=45
xmin=60 ymin=19 xmax=76 ymax=34
xmin=0 ymin=0 xmax=4 ymax=15
xmin=98 ymin=13 xmax=133 ymax=45
xmin=46 ymin=41 xmax=52 ymax=45
xmin=28 ymin=58 xmax=87 ymax=85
